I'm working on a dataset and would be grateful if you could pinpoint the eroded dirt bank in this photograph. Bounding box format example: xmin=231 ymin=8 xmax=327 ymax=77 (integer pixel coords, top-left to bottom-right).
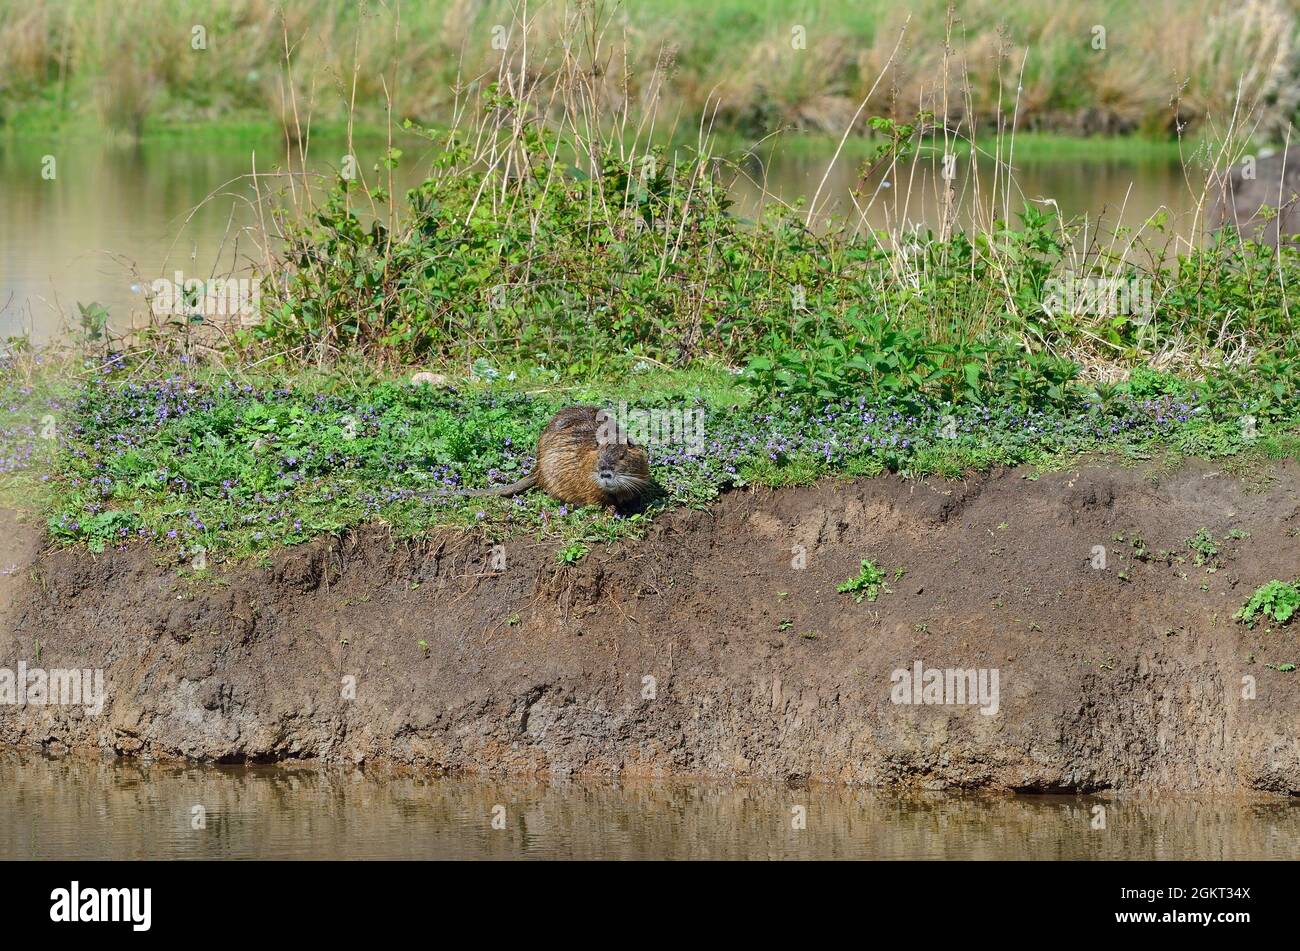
xmin=1 ymin=460 xmax=1298 ymax=794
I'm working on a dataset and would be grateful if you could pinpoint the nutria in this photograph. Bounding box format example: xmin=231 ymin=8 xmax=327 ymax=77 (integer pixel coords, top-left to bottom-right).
xmin=457 ymin=406 xmax=651 ymax=508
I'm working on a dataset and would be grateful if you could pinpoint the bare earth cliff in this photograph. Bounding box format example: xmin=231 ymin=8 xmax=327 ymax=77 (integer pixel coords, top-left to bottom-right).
xmin=2 ymin=460 xmax=1298 ymax=794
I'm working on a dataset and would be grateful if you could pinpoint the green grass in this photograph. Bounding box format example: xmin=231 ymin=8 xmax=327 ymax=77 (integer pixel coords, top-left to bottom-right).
xmin=0 ymin=110 xmax=416 ymax=145
xmin=716 ymin=130 xmax=1190 ymax=162
xmin=2 ymin=352 xmax=1298 ymax=562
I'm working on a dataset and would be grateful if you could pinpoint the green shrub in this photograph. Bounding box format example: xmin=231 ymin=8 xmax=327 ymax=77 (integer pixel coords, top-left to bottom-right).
xmin=248 ymin=101 xmax=1300 ymax=418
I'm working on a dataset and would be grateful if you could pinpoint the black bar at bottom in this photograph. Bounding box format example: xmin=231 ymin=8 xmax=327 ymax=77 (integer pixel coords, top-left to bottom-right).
xmin=7 ymin=860 xmax=1284 ymax=937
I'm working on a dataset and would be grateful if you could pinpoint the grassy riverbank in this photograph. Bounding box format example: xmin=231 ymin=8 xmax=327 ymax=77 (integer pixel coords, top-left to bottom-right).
xmin=1 ymin=354 xmax=1297 ymax=563
xmin=2 ymin=0 xmax=1296 ymax=140
xmin=3 ymin=2 xmax=1298 ymax=568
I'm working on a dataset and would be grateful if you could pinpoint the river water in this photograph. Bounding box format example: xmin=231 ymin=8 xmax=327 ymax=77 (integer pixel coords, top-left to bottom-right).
xmin=0 ymin=132 xmax=1198 ymax=344
xmin=2 ymin=751 xmax=1297 ymax=860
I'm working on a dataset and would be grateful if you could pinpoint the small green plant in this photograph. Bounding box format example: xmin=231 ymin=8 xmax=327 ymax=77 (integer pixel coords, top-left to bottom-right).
xmin=1235 ymin=580 xmax=1300 ymax=628
xmin=1187 ymin=528 xmax=1219 ymax=567
xmin=1266 ymin=662 xmax=1297 ymax=672
xmin=837 ymin=560 xmax=890 ymax=603
xmin=47 ymin=509 xmax=139 ymax=554
xmin=557 ymin=542 xmax=590 ymax=565
xmin=76 ymin=301 xmax=110 ymax=348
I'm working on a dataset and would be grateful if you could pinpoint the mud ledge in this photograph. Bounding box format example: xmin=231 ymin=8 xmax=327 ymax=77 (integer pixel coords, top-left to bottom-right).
xmin=2 ymin=459 xmax=1298 ymax=794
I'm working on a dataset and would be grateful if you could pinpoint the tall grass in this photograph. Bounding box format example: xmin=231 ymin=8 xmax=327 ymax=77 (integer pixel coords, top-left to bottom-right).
xmin=156 ymin=0 xmax=1289 ymax=425
xmin=2 ymin=0 xmax=1298 ymax=140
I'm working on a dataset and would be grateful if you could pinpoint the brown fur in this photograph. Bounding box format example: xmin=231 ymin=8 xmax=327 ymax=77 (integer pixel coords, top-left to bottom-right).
xmin=460 ymin=406 xmax=651 ymax=508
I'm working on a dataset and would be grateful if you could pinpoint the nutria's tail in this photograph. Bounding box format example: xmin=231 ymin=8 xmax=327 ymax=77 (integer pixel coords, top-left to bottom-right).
xmin=455 ymin=473 xmax=538 ymax=497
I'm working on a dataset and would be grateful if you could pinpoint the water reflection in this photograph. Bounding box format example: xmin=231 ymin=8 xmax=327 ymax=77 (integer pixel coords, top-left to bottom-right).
xmin=727 ymin=145 xmax=1202 ymax=237
xmin=2 ymin=751 xmax=1296 ymax=860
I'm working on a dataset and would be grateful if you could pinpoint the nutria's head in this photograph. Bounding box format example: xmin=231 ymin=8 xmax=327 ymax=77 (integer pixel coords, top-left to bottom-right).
xmin=593 ymin=438 xmax=650 ymax=499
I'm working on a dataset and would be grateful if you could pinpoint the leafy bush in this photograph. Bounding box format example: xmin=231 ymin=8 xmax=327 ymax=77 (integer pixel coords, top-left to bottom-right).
xmin=248 ymin=101 xmax=1300 ymax=420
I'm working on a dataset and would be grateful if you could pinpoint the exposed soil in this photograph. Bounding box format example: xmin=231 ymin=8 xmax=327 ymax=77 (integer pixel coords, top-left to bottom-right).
xmin=2 ymin=459 xmax=1298 ymax=794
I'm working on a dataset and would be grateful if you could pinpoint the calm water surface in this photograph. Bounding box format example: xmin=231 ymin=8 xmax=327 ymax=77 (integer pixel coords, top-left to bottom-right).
xmin=2 ymin=751 xmax=1297 ymax=860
